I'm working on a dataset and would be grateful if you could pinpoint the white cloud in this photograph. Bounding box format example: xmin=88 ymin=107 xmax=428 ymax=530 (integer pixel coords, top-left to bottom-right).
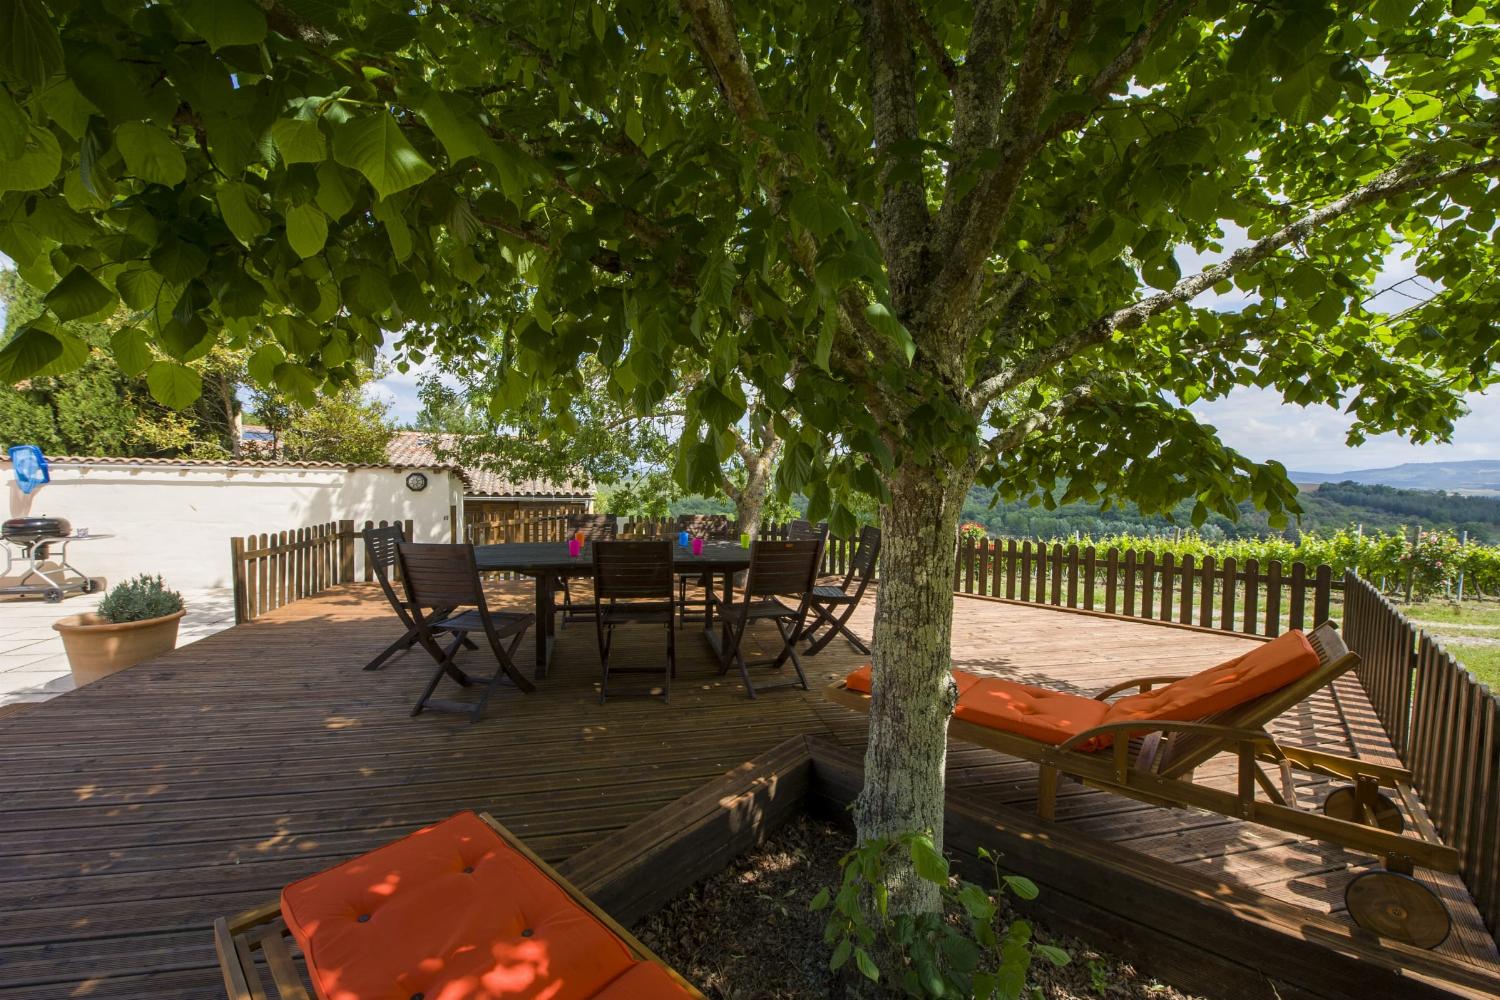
xmin=1190 ymin=386 xmax=1500 ymax=472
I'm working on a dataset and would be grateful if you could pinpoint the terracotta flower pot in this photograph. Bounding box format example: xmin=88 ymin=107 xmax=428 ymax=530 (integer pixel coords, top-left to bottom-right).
xmin=53 ymin=609 xmax=186 ymax=687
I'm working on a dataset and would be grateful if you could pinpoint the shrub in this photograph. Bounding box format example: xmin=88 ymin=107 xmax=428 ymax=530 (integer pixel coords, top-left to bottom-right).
xmin=98 ymin=574 xmax=183 ymax=624
xmin=811 ymin=833 xmax=1067 ymax=998
xmin=959 ymin=522 xmax=988 ymax=544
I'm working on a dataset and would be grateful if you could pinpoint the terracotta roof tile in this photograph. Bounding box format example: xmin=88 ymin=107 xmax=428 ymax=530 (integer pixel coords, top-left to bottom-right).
xmin=386 ymin=432 xmax=593 ymax=499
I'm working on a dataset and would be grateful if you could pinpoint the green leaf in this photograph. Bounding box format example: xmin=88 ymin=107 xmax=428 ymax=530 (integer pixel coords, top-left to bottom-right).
xmin=217 ymin=181 xmax=269 ymax=245
xmin=624 ymin=107 xmax=645 ymax=147
xmin=333 ymin=113 xmax=435 ymax=199
xmin=110 ymin=327 xmax=152 ymax=376
xmin=44 ymin=265 xmax=117 ymax=320
xmin=270 ymin=118 xmax=327 ymax=165
xmin=178 ymin=0 xmax=268 ymax=51
xmin=1035 ymin=944 xmax=1070 ymax=967
xmin=145 ymin=360 xmax=203 ymax=409
xmin=0 ymin=88 xmax=27 ymax=159
xmin=285 ymin=203 xmax=328 ymax=259
xmin=116 ymin=122 xmax=187 ymax=187
xmin=273 ymin=361 xmax=320 ymax=404
xmin=854 ymin=947 xmax=880 ymax=982
xmin=0 ymin=125 xmax=61 ymax=192
xmin=829 ymin=938 xmax=852 ymax=972
xmin=116 ymin=266 xmax=164 ymax=311
xmin=0 ymin=0 xmax=64 ymax=89
xmin=808 ymin=888 xmax=830 ymax=911
xmin=0 ymin=326 xmax=59 ymax=379
xmin=908 ymin=835 xmax=949 ymax=884
xmin=33 ymin=328 xmax=89 ymax=376
xmin=864 ymin=302 xmax=916 ymax=363
xmin=790 ymin=189 xmax=846 ymax=239
xmin=372 ymin=196 xmax=412 ymax=260
xmin=1002 ymin=874 xmax=1039 ymax=900
xmin=247 ymin=343 xmax=284 ymax=386
xmin=416 ymin=89 xmax=487 ymax=162
xmin=315 ymin=162 xmax=357 ymax=219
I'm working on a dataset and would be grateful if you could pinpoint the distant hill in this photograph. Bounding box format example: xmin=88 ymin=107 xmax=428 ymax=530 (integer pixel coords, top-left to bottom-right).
xmin=1290 ymin=460 xmax=1500 ymax=495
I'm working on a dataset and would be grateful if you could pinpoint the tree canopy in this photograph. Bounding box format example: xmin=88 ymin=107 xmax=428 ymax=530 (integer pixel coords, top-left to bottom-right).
xmin=0 ymin=0 xmax=1493 ymax=530
xmin=2 ymin=0 xmax=1497 ymax=911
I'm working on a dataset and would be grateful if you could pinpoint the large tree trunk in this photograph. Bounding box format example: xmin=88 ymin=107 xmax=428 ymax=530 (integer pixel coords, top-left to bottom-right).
xmin=731 ymin=434 xmax=780 ymax=535
xmin=854 ymin=458 xmax=974 ymax=913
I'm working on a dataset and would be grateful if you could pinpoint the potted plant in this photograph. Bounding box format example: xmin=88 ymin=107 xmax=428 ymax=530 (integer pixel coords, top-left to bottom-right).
xmin=54 ymin=575 xmax=186 ymax=686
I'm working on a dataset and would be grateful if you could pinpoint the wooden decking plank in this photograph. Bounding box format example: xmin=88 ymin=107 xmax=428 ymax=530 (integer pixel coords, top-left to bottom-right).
xmin=1 ymin=581 xmax=1494 ymax=999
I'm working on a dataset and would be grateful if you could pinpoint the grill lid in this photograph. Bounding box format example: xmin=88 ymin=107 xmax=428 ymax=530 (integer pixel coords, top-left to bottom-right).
xmin=2 ymin=516 xmax=72 ymax=540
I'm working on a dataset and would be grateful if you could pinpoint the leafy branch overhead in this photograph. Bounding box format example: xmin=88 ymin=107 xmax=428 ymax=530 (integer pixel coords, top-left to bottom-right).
xmin=0 ymin=0 xmax=1494 ymax=531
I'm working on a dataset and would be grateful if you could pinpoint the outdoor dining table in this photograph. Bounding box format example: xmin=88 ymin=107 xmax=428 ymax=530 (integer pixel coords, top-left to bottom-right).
xmin=473 ymin=541 xmax=751 ymax=679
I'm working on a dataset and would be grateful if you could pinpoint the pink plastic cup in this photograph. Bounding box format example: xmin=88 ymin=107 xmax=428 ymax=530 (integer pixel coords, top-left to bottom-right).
xmin=691 ymin=537 xmax=704 ymax=556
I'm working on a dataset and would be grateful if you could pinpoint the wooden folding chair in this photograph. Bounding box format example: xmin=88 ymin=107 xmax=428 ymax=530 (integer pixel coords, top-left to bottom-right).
xmin=673 ymin=513 xmax=734 ymax=626
xmin=558 ymin=513 xmax=617 ymax=626
xmin=799 ymin=524 xmax=879 ymax=656
xmin=710 ymin=538 xmax=822 ymax=698
xmin=826 ymin=623 xmax=1463 ymax=948
xmin=361 ymin=524 xmax=475 ymax=671
xmin=592 ymin=540 xmax=677 ymax=704
xmin=397 ymin=542 xmax=536 ymax=723
xmin=213 ymin=810 xmax=704 ymax=1000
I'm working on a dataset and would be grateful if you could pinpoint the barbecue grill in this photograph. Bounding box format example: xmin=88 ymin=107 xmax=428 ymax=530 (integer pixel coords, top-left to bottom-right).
xmin=0 ymin=515 xmax=100 ymax=602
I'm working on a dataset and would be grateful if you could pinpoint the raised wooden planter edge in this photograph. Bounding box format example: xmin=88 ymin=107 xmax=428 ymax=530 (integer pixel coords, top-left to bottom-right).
xmin=560 ymin=734 xmax=1498 ymax=1000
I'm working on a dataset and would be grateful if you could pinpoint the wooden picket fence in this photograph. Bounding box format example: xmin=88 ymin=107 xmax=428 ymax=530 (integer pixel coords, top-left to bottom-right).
xmin=953 ymin=538 xmax=1338 ymax=637
xmin=463 ymin=503 xmax=588 ymax=545
xmin=1343 ymin=573 xmax=1500 ymax=940
xmin=230 ymin=519 xmax=412 ymax=624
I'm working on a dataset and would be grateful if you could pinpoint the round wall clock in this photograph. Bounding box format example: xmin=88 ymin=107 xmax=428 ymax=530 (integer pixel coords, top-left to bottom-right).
xmin=405 ymin=472 xmax=428 ymax=492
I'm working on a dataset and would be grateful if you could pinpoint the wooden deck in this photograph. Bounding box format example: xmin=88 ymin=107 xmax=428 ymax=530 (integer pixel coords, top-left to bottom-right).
xmin=0 ymin=581 xmax=1495 ymax=998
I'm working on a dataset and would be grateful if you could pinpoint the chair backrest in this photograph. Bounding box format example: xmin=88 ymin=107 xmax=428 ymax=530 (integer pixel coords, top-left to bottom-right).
xmin=675 ymin=513 xmax=734 ymax=540
xmin=841 ymin=525 xmax=881 ymax=591
xmin=397 ymin=542 xmax=486 ymax=612
xmin=744 ymin=539 xmax=823 ymax=598
xmin=567 ymin=513 xmax=618 ymax=540
xmin=1157 ymin=621 xmax=1359 ymax=777
xmin=364 ymin=524 xmax=408 ymax=607
xmin=592 ymin=540 xmax=674 ymax=602
xmin=783 ymin=519 xmax=829 ymax=542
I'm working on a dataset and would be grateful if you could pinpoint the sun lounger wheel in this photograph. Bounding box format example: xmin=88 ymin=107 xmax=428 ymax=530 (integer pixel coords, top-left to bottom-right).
xmin=1322 ymin=785 xmax=1404 ymax=833
xmin=1344 ymin=870 xmax=1450 ymax=949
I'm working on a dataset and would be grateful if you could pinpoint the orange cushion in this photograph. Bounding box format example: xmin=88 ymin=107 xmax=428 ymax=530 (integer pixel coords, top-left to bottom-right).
xmin=953 ymin=678 xmax=1110 ymax=746
xmin=843 ymin=664 xmax=985 ymax=699
xmin=1100 ymin=630 xmax=1320 ymax=730
xmin=281 ymin=811 xmax=676 ymax=1000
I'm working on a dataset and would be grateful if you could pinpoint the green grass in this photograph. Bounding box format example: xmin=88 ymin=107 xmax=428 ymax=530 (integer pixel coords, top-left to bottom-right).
xmin=1441 ymin=643 xmax=1500 ymax=690
xmin=1394 ymin=598 xmax=1500 ymax=629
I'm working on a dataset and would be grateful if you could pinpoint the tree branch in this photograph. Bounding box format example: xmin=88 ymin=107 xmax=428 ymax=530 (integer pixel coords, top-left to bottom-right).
xmin=859 ymin=0 xmax=933 ymax=312
xmin=974 ymin=153 xmax=1500 ymax=406
xmin=894 ymin=0 xmax=957 ymax=89
xmin=677 ymin=0 xmax=769 ymax=127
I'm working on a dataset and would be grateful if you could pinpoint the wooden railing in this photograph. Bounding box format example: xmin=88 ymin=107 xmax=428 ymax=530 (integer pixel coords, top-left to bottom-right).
xmin=952 ymin=539 xmax=1339 ymax=637
xmin=1343 ymin=573 xmax=1500 ymax=940
xmin=230 ymin=519 xmax=412 ymax=623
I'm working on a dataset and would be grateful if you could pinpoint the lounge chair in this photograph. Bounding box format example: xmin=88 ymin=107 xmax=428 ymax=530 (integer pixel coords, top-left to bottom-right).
xmin=214 ymin=810 xmax=703 ymax=1000
xmin=825 ymin=623 xmax=1461 ymax=949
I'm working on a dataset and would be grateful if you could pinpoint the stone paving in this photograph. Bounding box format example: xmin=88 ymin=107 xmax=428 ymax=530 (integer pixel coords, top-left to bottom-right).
xmin=0 ymin=587 xmax=236 ymax=707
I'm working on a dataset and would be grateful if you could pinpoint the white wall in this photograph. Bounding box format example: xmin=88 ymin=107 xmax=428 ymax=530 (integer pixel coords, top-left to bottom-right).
xmin=0 ymin=461 xmax=464 ymax=591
